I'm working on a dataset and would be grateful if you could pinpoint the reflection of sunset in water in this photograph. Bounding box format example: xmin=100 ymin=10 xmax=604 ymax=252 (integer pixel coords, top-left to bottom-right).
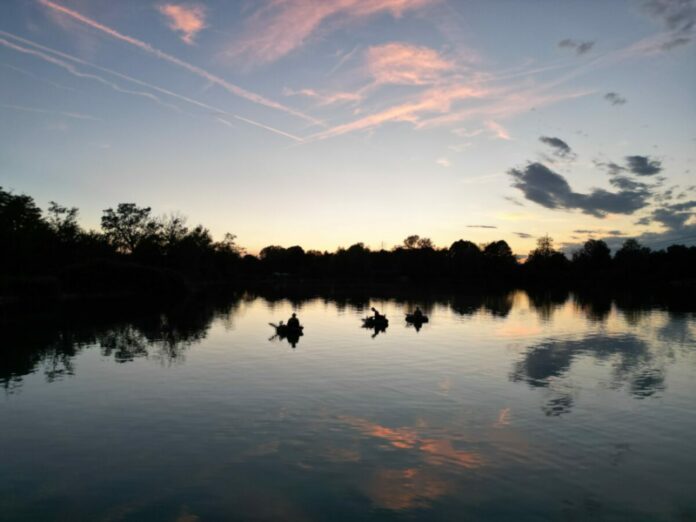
xmin=494 ymin=407 xmax=511 ymax=428
xmin=2 ymin=291 xmax=695 ymax=520
xmin=342 ymin=417 xmax=484 ymax=469
xmin=368 ymin=468 xmax=452 ymax=510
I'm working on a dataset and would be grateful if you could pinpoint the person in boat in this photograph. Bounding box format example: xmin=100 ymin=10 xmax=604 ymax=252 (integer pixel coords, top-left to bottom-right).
xmin=413 ymin=306 xmax=424 ymax=319
xmin=371 ymin=307 xmax=384 ymax=320
xmin=287 ymin=313 xmax=300 ymax=329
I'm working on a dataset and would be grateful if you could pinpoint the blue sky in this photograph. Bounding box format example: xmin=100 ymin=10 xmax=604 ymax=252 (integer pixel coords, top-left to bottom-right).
xmin=1 ymin=0 xmax=695 ymax=254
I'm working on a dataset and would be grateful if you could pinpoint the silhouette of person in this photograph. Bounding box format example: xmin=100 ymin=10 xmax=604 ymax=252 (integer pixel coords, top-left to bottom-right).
xmin=287 ymin=313 xmax=300 ymax=329
xmin=413 ymin=306 xmax=423 ymax=318
xmin=371 ymin=307 xmax=383 ymax=319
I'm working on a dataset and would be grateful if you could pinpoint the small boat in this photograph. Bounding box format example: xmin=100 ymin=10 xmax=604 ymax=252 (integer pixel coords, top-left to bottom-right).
xmin=362 ymin=316 xmax=389 ymax=328
xmin=270 ymin=323 xmax=304 ymax=337
xmin=405 ymin=313 xmax=429 ymax=324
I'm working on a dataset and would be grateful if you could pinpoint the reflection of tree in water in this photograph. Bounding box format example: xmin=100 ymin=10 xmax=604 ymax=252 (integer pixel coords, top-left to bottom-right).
xmin=511 ymin=334 xmax=667 ymax=414
xmin=100 ymin=325 xmax=149 ymax=363
xmin=449 ymin=292 xmax=514 ymax=318
xmin=572 ymin=291 xmax=612 ymax=322
xmin=541 ymin=394 xmax=574 ymax=417
xmin=1 ymin=294 xmax=241 ymax=391
xmin=526 ymin=288 xmax=569 ymax=321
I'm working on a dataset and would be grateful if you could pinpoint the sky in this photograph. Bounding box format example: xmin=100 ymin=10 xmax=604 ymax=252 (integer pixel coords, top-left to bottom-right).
xmin=1 ymin=0 xmax=695 ymax=255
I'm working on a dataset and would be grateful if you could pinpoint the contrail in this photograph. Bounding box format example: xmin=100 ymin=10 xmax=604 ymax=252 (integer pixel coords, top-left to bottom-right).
xmin=0 ymin=103 xmax=99 ymax=120
xmin=0 ymin=31 xmax=304 ymax=141
xmin=231 ymin=115 xmax=302 ymax=142
xmin=39 ymin=0 xmax=322 ymax=126
xmin=1 ymin=62 xmax=76 ymax=91
xmin=0 ymin=36 xmax=180 ymax=112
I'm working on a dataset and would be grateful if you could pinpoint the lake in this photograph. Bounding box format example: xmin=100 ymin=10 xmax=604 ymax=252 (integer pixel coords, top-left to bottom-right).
xmin=2 ymin=289 xmax=695 ymax=521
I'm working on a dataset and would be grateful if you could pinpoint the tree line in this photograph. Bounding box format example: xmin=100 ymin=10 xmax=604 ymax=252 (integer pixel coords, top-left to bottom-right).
xmin=2 ymin=186 xmax=695 ymax=298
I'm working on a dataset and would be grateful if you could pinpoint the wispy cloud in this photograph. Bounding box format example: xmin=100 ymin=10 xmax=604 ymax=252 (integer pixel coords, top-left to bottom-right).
xmin=0 ymin=31 xmax=302 ymax=142
xmin=308 ymin=83 xmax=485 ymax=141
xmin=1 ymin=62 xmax=76 ymax=91
xmin=366 ymin=42 xmax=454 ymax=85
xmin=484 ymin=120 xmax=511 ymax=140
xmin=158 ymin=3 xmax=207 ymax=45
xmin=415 ymin=89 xmax=593 ymax=130
xmin=0 ymin=103 xmax=98 ymax=120
xmin=558 ymin=39 xmax=595 ymax=55
xmin=327 ymin=45 xmax=361 ymax=76
xmin=283 ymin=87 xmax=362 ymax=106
xmin=39 ymin=0 xmax=319 ymax=125
xmin=436 ymin=157 xmax=451 ymax=167
xmin=229 ymin=114 xmax=303 ymax=142
xmin=604 ymin=92 xmax=627 ymax=105
xmin=227 ymin=0 xmax=436 ymax=65
xmin=539 ymin=136 xmax=574 ymax=159
xmin=0 ymin=34 xmax=180 ymax=112
xmin=642 ymin=0 xmax=696 ymax=51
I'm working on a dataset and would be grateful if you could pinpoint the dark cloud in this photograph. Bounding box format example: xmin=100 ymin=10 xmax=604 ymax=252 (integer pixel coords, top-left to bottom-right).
xmin=595 ymin=160 xmax=626 ymax=176
xmin=558 ymin=39 xmax=595 ymax=55
xmin=504 ymin=196 xmax=524 ymax=206
xmin=573 ymin=229 xmax=625 ymax=236
xmin=514 ymin=232 xmax=533 ymax=239
xmin=640 ymin=200 xmax=696 ymax=229
xmin=654 ymin=186 xmax=677 ymax=203
xmin=509 ymin=162 xmax=652 ymax=217
xmin=466 ymin=225 xmax=497 ymax=229
xmin=604 ymin=92 xmax=627 ymax=105
xmin=539 ymin=136 xmax=574 ymax=158
xmin=595 ymin=156 xmax=663 ymax=177
xmin=565 ymin=208 xmax=696 ymax=251
xmin=609 ymin=176 xmax=651 ymax=191
xmin=626 ymin=155 xmax=663 ymax=176
xmin=643 ymin=0 xmax=696 ymax=50
xmin=631 ymin=200 xmax=696 ymax=247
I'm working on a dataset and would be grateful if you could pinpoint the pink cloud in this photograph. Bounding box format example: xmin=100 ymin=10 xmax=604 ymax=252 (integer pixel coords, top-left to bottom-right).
xmin=158 ymin=3 xmax=207 ymax=45
xmin=308 ymin=83 xmax=486 ymax=141
xmin=366 ymin=42 xmax=454 ymax=85
xmin=415 ymin=89 xmax=594 ymax=130
xmin=229 ymin=0 xmax=436 ymax=65
xmin=484 ymin=120 xmax=511 ymax=140
xmin=284 ymin=87 xmax=362 ymax=106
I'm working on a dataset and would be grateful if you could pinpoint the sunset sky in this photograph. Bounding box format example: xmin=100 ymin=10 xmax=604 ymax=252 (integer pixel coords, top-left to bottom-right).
xmin=1 ymin=0 xmax=695 ymax=254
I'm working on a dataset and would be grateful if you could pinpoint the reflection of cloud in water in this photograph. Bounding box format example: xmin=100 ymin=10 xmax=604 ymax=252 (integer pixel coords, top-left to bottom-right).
xmin=342 ymin=415 xmax=485 ymax=510
xmin=368 ymin=467 xmax=451 ymax=511
xmin=494 ymin=407 xmax=511 ymax=427
xmin=342 ymin=416 xmax=484 ymax=469
xmin=511 ymin=334 xmax=668 ymax=414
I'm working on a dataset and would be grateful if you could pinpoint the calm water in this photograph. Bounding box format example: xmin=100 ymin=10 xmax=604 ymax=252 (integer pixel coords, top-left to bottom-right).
xmin=2 ymin=290 xmax=695 ymax=521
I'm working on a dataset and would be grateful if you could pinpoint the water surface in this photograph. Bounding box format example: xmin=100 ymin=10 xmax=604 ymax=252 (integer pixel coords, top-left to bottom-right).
xmin=2 ymin=291 xmax=695 ymax=521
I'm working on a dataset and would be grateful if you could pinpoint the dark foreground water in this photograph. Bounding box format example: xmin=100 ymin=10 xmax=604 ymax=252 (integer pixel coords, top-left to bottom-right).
xmin=1 ymin=290 xmax=695 ymax=521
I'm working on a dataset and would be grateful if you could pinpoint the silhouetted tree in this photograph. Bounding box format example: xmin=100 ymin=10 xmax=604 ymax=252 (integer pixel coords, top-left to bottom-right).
xmin=403 ymin=235 xmax=420 ymax=249
xmin=526 ymin=235 xmax=568 ymax=277
xmin=417 ymin=237 xmax=433 ymax=249
xmin=449 ymin=240 xmax=484 ymax=278
xmin=101 ymin=203 xmax=161 ymax=254
xmin=483 ymin=240 xmax=516 ymax=275
xmin=160 ymin=213 xmax=189 ymax=248
xmin=572 ymin=239 xmax=611 ymax=275
xmin=614 ymin=238 xmax=652 ymax=280
xmin=3 ymin=184 xmax=696 ymax=298
xmin=46 ymin=202 xmax=80 ymax=242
